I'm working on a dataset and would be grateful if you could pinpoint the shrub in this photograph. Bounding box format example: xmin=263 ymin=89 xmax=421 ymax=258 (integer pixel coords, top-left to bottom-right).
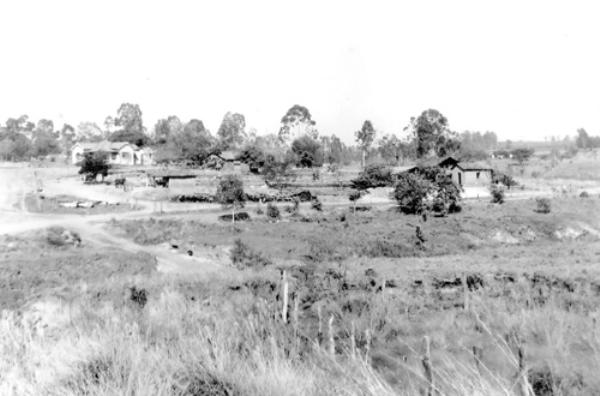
xmin=394 ymin=167 xmax=461 ymax=216
xmin=230 ymin=239 xmax=271 ymax=269
xmin=351 ymin=163 xmax=393 ymax=189
xmin=78 ymin=151 xmax=109 ymax=182
xmin=393 ymin=173 xmax=433 ymax=214
xmin=129 ymin=286 xmax=148 ymax=308
xmin=291 ymin=135 xmax=324 ymax=168
xmin=535 ymin=198 xmax=551 ymax=214
xmin=215 ymin=175 xmax=245 ymax=224
xmin=266 ymin=203 xmax=280 ymax=220
xmin=311 ymin=198 xmax=323 ymax=211
xmin=255 ymin=207 xmax=264 ymax=215
xmin=218 ymin=212 xmax=251 ymax=222
xmin=493 ymin=173 xmax=518 ymax=189
xmin=580 ymin=191 xmax=590 ymax=198
xmin=490 ymin=185 xmax=505 ymax=204
xmin=47 ymin=226 xmax=82 ymax=247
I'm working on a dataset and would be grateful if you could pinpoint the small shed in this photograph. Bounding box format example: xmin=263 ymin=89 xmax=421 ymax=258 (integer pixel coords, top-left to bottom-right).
xmin=405 ymin=156 xmax=494 ymax=188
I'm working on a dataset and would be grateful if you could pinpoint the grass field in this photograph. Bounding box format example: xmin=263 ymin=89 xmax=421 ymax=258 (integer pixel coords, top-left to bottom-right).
xmin=3 ymin=195 xmax=600 ymax=394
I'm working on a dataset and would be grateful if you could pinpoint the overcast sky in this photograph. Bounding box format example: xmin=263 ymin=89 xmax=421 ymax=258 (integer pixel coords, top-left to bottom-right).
xmin=1 ymin=0 xmax=599 ymax=143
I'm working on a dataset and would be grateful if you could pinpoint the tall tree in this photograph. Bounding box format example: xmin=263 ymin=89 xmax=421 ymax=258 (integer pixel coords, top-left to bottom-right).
xmin=329 ymin=135 xmax=345 ymax=165
xmin=76 ymin=122 xmax=104 ymax=142
xmin=278 ymin=105 xmax=317 ymax=144
xmin=406 ymin=109 xmax=460 ymax=158
xmin=377 ymin=134 xmax=404 ymax=164
xmin=355 ymin=120 xmax=376 ymax=168
xmin=60 ymin=124 xmax=76 ymax=155
xmin=31 ymin=119 xmax=60 ymax=157
xmin=154 ymin=116 xmax=183 ymax=144
xmin=109 ymin=103 xmax=148 ymax=146
xmin=217 ymin=112 xmax=247 ymax=150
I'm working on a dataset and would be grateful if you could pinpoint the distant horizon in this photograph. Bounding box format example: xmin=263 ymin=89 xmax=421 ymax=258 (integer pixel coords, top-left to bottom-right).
xmin=1 ymin=1 xmax=600 ymax=145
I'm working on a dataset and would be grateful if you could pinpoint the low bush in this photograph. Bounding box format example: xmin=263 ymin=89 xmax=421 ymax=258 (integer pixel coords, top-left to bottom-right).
xmin=490 ymin=185 xmax=505 ymax=204
xmin=535 ymin=198 xmax=551 ymax=214
xmin=351 ymin=163 xmax=393 ymax=189
xmin=311 ymin=198 xmax=323 ymax=211
xmin=129 ymin=286 xmax=148 ymax=308
xmin=266 ymin=203 xmax=281 ymax=220
xmin=46 ymin=226 xmax=82 ymax=247
xmin=580 ymin=191 xmax=590 ymax=198
xmin=219 ymin=212 xmax=251 ymax=222
xmin=230 ymin=239 xmax=272 ymax=269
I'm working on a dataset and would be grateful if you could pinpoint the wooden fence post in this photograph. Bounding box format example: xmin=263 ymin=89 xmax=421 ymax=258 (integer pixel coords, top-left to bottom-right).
xmin=422 ymin=336 xmax=434 ymax=396
xmin=328 ymin=315 xmax=335 ymax=356
xmin=282 ymin=270 xmax=289 ymax=323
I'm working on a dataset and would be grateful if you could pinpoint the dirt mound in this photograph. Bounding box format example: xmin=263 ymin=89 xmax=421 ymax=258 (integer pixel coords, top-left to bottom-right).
xmin=46 ymin=227 xmax=82 ymax=247
xmin=490 ymin=230 xmax=519 ymax=244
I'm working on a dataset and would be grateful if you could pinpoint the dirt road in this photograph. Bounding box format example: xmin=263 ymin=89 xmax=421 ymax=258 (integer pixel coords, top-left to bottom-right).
xmin=0 ymin=166 xmax=228 ymax=276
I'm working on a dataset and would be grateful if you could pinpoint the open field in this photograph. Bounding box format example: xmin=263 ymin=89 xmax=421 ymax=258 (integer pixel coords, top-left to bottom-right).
xmin=2 ymin=161 xmax=600 ymax=395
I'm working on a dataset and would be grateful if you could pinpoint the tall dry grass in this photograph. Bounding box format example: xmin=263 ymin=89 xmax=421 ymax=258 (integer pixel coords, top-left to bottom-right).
xmin=1 ymin=274 xmax=599 ymax=395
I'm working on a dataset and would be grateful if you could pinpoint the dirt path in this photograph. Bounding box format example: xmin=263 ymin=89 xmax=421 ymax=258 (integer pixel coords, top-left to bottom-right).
xmin=0 ymin=166 xmax=229 ymax=276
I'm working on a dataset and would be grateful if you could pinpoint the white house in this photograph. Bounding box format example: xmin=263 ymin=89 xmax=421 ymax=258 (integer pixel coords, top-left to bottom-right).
xmin=71 ymin=141 xmax=154 ymax=166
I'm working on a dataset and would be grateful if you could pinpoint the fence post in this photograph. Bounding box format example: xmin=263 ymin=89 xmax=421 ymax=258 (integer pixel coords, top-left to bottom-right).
xmin=463 ymin=273 xmax=470 ymax=311
xmin=282 ymin=270 xmax=288 ymax=323
xmin=328 ymin=315 xmax=335 ymax=356
xmin=422 ymin=336 xmax=434 ymax=396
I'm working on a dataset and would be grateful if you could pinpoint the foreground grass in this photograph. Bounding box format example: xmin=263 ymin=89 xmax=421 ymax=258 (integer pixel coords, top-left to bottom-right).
xmin=2 ymin=268 xmax=600 ymax=395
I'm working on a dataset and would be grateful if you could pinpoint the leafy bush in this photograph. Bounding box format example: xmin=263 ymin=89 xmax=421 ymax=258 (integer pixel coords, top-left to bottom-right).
xmin=580 ymin=191 xmax=590 ymax=198
xmin=394 ymin=167 xmax=461 ymax=215
xmin=311 ymin=198 xmax=323 ymax=211
xmin=535 ymin=198 xmax=551 ymax=214
xmin=291 ymin=135 xmax=324 ymax=168
xmin=393 ymin=173 xmax=433 ymax=214
xmin=78 ymin=151 xmax=109 ymax=181
xmin=493 ymin=173 xmax=518 ymax=188
xmin=351 ymin=163 xmax=393 ymax=189
xmin=47 ymin=226 xmax=81 ymax=247
xmin=216 ymin=175 xmax=245 ymax=223
xmin=266 ymin=203 xmax=280 ymax=220
xmin=230 ymin=239 xmax=271 ymax=269
xmin=238 ymin=144 xmax=266 ymax=173
xmin=218 ymin=212 xmax=251 ymax=222
xmin=490 ymin=185 xmax=505 ymax=204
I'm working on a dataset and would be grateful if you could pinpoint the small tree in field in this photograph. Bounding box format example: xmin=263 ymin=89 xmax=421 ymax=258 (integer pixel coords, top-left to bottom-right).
xmin=216 ymin=175 xmax=245 ymax=225
xmin=78 ymin=151 xmax=110 ymax=182
xmin=348 ymin=190 xmax=368 ymax=214
xmin=393 ymin=173 xmax=434 ymax=215
xmin=535 ymin=197 xmax=551 ymax=214
xmin=490 ymin=185 xmax=505 ymax=204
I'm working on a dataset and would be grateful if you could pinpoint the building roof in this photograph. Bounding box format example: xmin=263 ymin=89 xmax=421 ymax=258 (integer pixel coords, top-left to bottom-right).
xmin=218 ymin=150 xmax=239 ymax=161
xmin=404 ymin=156 xmax=493 ymax=173
xmin=456 ymin=161 xmax=493 ymax=171
xmin=74 ymin=141 xmax=137 ymax=152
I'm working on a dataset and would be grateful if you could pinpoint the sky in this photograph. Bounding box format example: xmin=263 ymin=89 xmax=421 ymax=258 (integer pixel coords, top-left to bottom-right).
xmin=1 ymin=0 xmax=599 ymax=144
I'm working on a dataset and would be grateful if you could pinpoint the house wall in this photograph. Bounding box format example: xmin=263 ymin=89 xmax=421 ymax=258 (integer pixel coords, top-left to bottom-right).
xmin=71 ymin=146 xmax=84 ymax=164
xmin=449 ymin=167 xmax=492 ymax=187
xmin=462 ymin=170 xmax=492 ymax=186
xmin=117 ymin=145 xmax=136 ymax=165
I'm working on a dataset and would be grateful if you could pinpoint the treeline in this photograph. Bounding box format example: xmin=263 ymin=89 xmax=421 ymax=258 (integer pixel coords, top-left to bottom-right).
xmin=576 ymin=128 xmax=600 ymax=149
xmin=7 ymin=101 xmax=570 ymax=167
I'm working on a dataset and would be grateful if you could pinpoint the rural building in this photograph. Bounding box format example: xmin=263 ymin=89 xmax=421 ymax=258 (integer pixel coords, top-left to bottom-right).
xmin=407 ymin=157 xmax=494 ymax=188
xmin=71 ymin=141 xmax=154 ymax=166
xmin=204 ymin=150 xmax=246 ymax=172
